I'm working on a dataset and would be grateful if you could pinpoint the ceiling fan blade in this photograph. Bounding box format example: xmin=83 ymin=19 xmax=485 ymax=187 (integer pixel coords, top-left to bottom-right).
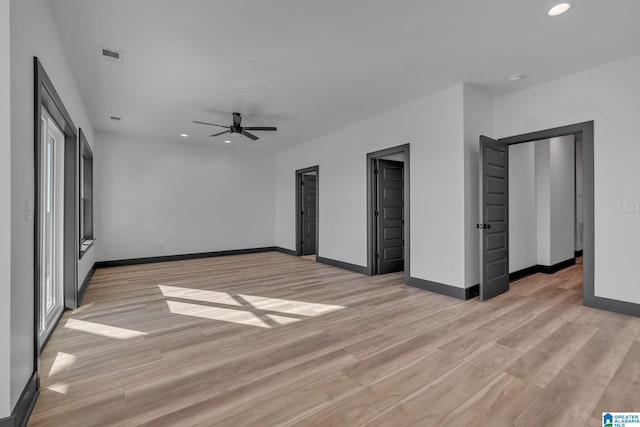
xmin=242 ymin=130 xmax=259 ymax=141
xmin=193 ymin=120 xmax=230 ymax=129
xmin=243 ymin=127 xmax=277 ymax=131
xmin=211 ymin=130 xmax=231 ymax=137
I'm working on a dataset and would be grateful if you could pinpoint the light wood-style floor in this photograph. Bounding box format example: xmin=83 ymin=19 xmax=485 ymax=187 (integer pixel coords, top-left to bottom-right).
xmin=29 ymin=253 xmax=640 ymax=426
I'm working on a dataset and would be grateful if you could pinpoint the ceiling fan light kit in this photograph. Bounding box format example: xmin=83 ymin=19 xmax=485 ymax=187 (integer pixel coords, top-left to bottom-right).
xmin=193 ymin=112 xmax=277 ymax=141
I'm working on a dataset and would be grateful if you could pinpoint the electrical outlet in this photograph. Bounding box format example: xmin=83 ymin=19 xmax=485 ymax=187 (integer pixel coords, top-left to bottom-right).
xmin=449 ymin=263 xmax=455 ymax=272
xmin=159 ymin=242 xmax=164 ymax=249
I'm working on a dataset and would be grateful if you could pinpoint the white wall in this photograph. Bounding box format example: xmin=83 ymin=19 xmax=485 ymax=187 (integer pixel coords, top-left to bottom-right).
xmin=495 ymin=53 xmax=640 ymax=304
xmin=463 ymin=84 xmax=494 ymax=287
xmin=535 ymin=140 xmax=551 ymax=266
xmin=549 ymin=136 xmax=575 ymax=264
xmin=509 ymin=137 xmax=576 ymax=273
xmin=95 ymin=132 xmax=276 ymax=261
xmin=0 ymin=0 xmax=11 ymax=418
xmin=275 ymin=85 xmax=468 ymax=287
xmin=508 ymin=143 xmax=537 ymax=272
xmin=10 ymin=0 xmax=95 ymax=410
xmin=534 ymin=137 xmax=576 ymax=266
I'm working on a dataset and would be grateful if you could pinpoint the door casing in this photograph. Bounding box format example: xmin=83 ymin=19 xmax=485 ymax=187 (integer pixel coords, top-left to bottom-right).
xmin=481 ymin=121 xmax=594 ymax=307
xmin=367 ymin=144 xmax=410 ymax=278
xmin=295 ymin=166 xmax=319 ymax=257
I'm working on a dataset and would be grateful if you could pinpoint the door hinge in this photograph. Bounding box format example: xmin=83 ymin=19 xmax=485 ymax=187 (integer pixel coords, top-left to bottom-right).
xmin=301 ymin=210 xmax=304 ymax=215
xmin=375 ymin=253 xmax=379 ymax=259
xmin=374 ymin=169 xmax=379 ymax=175
xmin=375 ymin=211 xmax=379 ymax=217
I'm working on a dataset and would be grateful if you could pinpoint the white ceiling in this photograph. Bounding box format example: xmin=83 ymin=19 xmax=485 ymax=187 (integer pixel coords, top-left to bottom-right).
xmin=50 ymin=0 xmax=640 ymax=151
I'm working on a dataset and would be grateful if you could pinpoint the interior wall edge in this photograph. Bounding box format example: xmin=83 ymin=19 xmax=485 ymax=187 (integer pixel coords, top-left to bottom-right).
xmin=0 ymin=0 xmax=11 ymax=418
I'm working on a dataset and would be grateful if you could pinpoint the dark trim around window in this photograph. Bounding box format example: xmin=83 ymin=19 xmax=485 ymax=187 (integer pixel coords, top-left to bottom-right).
xmin=79 ymin=128 xmax=94 ymax=259
xmin=33 ymin=58 xmax=79 ymax=418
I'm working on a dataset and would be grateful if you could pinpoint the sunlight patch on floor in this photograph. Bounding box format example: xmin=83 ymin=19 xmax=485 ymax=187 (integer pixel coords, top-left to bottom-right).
xmin=65 ymin=318 xmax=147 ymax=339
xmin=72 ymin=301 xmax=95 ymax=314
xmin=238 ymin=293 xmax=345 ymax=316
xmin=46 ymin=382 xmax=70 ymax=395
xmin=159 ymin=285 xmax=242 ymax=306
xmin=160 ymin=285 xmax=346 ymax=329
xmin=48 ymin=352 xmax=77 ymax=377
xmin=266 ymin=314 xmax=303 ymax=325
xmin=166 ymin=300 xmax=272 ymax=328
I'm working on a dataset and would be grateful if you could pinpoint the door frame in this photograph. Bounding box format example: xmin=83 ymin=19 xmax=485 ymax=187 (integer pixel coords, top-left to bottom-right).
xmin=34 ymin=58 xmax=79 ymax=366
xmin=295 ymin=165 xmax=319 ymax=257
xmin=367 ymin=144 xmax=410 ymax=278
xmin=495 ymin=121 xmax=594 ymax=307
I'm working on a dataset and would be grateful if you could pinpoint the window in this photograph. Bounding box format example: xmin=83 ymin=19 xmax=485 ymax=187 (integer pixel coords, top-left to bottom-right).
xmin=39 ymin=108 xmax=66 ymax=343
xmin=79 ymin=129 xmax=94 ymax=258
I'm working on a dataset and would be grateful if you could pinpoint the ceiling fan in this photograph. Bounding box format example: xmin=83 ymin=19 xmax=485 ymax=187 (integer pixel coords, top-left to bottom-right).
xmin=193 ymin=112 xmax=277 ymax=141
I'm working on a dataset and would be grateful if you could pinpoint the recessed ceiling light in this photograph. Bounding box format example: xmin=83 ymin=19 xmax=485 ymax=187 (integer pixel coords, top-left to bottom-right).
xmin=224 ymin=140 xmax=232 ymax=144
xmin=548 ymin=3 xmax=571 ymax=16
xmin=508 ymin=73 xmax=526 ymax=82
xmin=180 ymin=134 xmax=189 ymax=138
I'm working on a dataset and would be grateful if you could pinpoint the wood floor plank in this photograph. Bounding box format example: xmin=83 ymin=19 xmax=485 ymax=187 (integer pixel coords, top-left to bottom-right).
xmin=506 ymin=321 xmax=598 ymax=387
xmin=496 ymin=296 xmax=582 ymax=352
xmin=439 ymin=373 xmax=543 ymax=427
xmin=133 ymin=349 xmax=358 ymax=426
xmin=514 ymin=328 xmax=635 ymax=427
xmin=586 ymin=416 xmax=603 ymax=427
xmin=591 ymin=340 xmax=640 ymax=417
xmin=26 ymin=252 xmax=640 ymax=427
xmin=362 ymin=343 xmax=523 ymax=427
xmin=211 ymin=371 xmax=358 ymax=427
xmin=293 ymin=349 xmax=462 ymax=426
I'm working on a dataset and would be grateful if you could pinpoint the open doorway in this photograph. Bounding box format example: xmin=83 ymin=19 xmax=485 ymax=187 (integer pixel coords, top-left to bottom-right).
xmin=478 ymin=121 xmax=593 ymax=306
xmin=295 ymin=166 xmax=319 ymax=260
xmin=367 ymin=144 xmax=410 ymax=276
xmin=509 ymin=135 xmax=581 ymax=281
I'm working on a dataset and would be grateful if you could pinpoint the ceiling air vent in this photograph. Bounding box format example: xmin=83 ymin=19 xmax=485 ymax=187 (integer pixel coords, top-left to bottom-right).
xmin=102 ymin=48 xmax=120 ymax=60
xmin=110 ymin=116 xmax=121 ymax=121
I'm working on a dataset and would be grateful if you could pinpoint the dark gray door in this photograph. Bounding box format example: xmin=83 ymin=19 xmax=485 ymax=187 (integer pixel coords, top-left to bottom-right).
xmin=376 ymin=159 xmax=404 ymax=274
xmin=301 ymin=174 xmax=317 ymax=255
xmin=479 ymin=136 xmax=509 ymax=301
